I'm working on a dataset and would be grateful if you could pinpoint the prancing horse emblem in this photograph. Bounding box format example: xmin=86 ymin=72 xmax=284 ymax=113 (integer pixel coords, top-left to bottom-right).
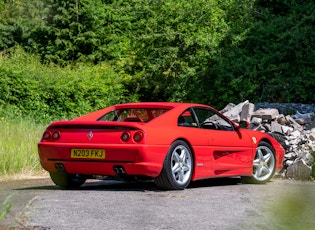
xmin=87 ymin=131 xmax=93 ymax=140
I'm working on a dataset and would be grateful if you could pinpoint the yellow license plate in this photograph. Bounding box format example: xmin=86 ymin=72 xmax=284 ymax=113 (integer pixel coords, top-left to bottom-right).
xmin=71 ymin=149 xmax=105 ymax=159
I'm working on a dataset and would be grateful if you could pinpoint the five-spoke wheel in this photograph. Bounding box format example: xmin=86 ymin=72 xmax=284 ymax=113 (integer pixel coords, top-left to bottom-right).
xmin=155 ymin=140 xmax=193 ymax=190
xmin=242 ymin=141 xmax=276 ymax=184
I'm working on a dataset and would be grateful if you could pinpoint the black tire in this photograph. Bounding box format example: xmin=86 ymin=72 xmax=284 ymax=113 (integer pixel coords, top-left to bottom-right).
xmin=268 ymin=132 xmax=288 ymax=150
xmin=50 ymin=172 xmax=86 ymax=189
xmin=242 ymin=141 xmax=276 ymax=184
xmin=155 ymin=140 xmax=193 ymax=190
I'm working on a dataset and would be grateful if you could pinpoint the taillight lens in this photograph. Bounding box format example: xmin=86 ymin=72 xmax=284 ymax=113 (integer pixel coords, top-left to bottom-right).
xmin=121 ymin=132 xmax=131 ymax=142
xmin=133 ymin=131 xmax=144 ymax=143
xmin=52 ymin=131 xmax=61 ymax=140
xmin=42 ymin=130 xmax=52 ymax=140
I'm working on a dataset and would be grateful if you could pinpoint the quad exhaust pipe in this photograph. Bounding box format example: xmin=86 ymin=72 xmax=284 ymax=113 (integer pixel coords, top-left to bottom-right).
xmin=55 ymin=163 xmax=127 ymax=177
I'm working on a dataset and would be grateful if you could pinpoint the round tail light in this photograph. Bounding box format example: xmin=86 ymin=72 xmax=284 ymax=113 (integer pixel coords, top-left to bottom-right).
xmin=42 ymin=130 xmax=52 ymax=140
xmin=52 ymin=131 xmax=61 ymax=140
xmin=121 ymin=132 xmax=131 ymax=142
xmin=133 ymin=131 xmax=144 ymax=143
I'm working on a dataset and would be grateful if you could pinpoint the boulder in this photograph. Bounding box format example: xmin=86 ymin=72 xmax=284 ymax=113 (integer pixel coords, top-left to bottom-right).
xmin=240 ymin=102 xmax=255 ymax=121
xmin=286 ymin=159 xmax=312 ymax=180
xmin=271 ymin=121 xmax=283 ymax=134
xmin=251 ymin=117 xmax=262 ymax=126
xmin=252 ymin=108 xmax=279 ymax=121
xmin=222 ymin=100 xmax=249 ymax=122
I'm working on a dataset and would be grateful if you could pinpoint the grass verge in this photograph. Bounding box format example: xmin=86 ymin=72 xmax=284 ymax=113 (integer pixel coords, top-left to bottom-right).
xmin=0 ymin=115 xmax=47 ymax=179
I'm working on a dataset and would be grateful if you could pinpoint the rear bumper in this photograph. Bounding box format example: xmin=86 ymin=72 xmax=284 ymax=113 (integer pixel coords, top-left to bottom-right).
xmin=38 ymin=143 xmax=168 ymax=178
xmin=40 ymin=160 xmax=162 ymax=178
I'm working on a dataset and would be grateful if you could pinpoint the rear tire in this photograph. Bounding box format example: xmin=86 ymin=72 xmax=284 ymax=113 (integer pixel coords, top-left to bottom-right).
xmin=242 ymin=141 xmax=276 ymax=184
xmin=155 ymin=140 xmax=193 ymax=190
xmin=50 ymin=172 xmax=86 ymax=189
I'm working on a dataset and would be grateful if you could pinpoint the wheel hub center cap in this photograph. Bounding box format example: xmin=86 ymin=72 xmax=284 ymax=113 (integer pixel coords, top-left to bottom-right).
xmin=179 ymin=162 xmax=183 ymax=168
xmin=260 ymin=161 xmax=264 ymax=167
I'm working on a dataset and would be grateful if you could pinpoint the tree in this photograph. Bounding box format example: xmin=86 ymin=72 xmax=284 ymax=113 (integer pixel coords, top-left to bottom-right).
xmin=211 ymin=0 xmax=315 ymax=104
xmin=0 ymin=0 xmax=49 ymax=51
xmin=26 ymin=0 xmax=135 ymax=64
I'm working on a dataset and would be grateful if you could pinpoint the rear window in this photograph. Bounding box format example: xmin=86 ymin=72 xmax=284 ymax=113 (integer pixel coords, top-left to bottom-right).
xmin=98 ymin=108 xmax=170 ymax=122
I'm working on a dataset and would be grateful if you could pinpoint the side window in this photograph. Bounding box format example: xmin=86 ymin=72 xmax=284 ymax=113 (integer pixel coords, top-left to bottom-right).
xmin=178 ymin=110 xmax=198 ymax=127
xmin=99 ymin=110 xmax=119 ymax=121
xmin=193 ymin=108 xmax=234 ymax=131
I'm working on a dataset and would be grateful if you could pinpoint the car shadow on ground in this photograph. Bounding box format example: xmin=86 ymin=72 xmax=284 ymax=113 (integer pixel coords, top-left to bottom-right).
xmin=15 ymin=177 xmax=242 ymax=192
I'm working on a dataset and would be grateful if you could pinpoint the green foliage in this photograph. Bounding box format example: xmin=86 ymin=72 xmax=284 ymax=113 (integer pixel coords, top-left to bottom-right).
xmin=0 ymin=0 xmax=314 ymax=115
xmin=210 ymin=0 xmax=315 ymax=106
xmin=0 ymin=0 xmax=48 ymax=50
xmin=121 ymin=0 xmax=252 ymax=103
xmin=23 ymin=0 xmax=135 ymax=65
xmin=0 ymin=47 xmax=138 ymax=123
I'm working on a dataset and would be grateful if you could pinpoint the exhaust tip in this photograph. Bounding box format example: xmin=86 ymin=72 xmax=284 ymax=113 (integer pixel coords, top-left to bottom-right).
xmin=55 ymin=163 xmax=66 ymax=172
xmin=113 ymin=166 xmax=126 ymax=175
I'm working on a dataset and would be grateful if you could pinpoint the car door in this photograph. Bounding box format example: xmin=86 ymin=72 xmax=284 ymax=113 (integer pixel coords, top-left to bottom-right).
xmin=192 ymin=107 xmax=253 ymax=175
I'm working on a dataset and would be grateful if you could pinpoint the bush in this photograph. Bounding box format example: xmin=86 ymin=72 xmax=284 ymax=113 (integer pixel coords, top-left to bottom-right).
xmin=0 ymin=47 xmax=138 ymax=123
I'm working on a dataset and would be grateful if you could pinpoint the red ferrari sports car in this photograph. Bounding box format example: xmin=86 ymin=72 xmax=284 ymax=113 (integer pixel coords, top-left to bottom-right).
xmin=38 ymin=102 xmax=285 ymax=190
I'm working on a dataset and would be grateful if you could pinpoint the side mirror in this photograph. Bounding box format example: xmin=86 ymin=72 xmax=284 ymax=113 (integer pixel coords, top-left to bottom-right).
xmin=239 ymin=120 xmax=250 ymax=129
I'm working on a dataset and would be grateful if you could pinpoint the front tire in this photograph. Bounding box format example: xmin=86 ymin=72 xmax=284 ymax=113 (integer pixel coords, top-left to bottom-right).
xmin=155 ymin=140 xmax=193 ymax=190
xmin=242 ymin=141 xmax=276 ymax=184
xmin=50 ymin=172 xmax=86 ymax=189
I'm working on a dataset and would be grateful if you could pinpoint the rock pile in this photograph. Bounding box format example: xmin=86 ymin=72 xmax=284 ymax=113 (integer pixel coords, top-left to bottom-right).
xmin=221 ymin=100 xmax=315 ymax=181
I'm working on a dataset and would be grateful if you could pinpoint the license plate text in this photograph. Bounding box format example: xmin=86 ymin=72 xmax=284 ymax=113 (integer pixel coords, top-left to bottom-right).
xmin=71 ymin=149 xmax=105 ymax=159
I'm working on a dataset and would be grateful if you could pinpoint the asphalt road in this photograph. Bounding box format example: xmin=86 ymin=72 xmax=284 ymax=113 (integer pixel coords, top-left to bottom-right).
xmin=1 ymin=177 xmax=314 ymax=230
